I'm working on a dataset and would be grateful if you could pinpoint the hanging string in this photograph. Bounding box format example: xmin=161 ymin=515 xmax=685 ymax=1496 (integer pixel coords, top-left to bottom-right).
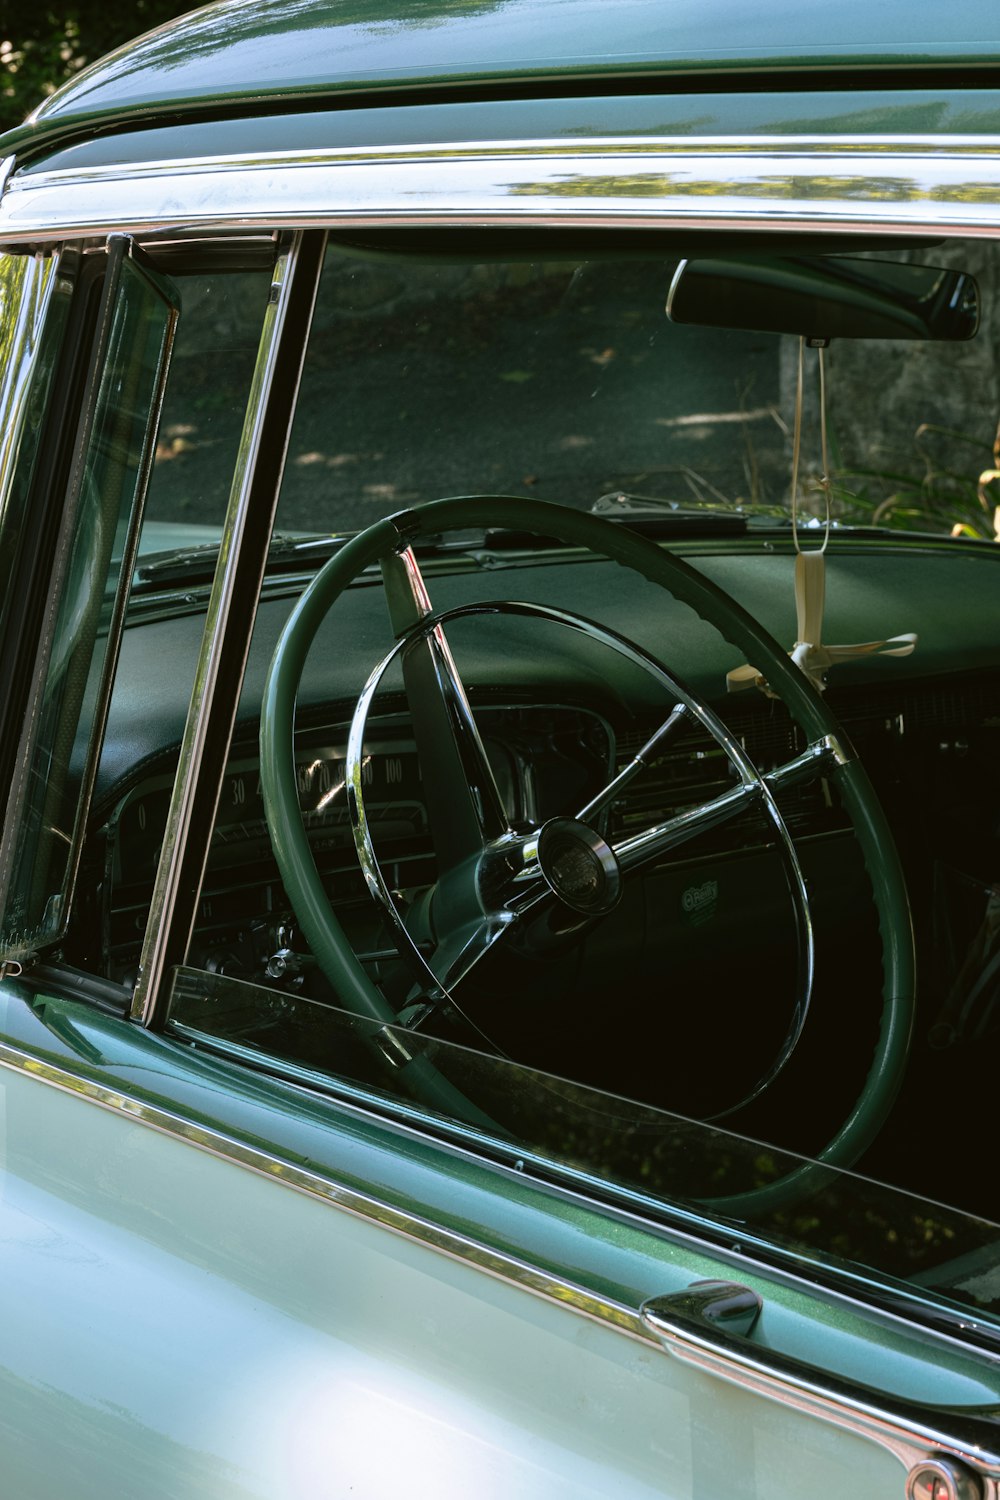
xmin=726 ymin=335 xmax=916 ymax=696
xmin=789 ymin=337 xmax=832 ymax=558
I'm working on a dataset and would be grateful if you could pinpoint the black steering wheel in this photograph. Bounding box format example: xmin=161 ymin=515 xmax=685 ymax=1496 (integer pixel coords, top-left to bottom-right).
xmin=260 ymin=496 xmax=914 ymax=1212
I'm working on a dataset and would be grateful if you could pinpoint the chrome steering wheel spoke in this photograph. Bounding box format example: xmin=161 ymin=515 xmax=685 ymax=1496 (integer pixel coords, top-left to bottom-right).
xmin=613 ymin=735 xmax=844 ymax=875
xmin=380 ymin=546 xmax=510 ymax=874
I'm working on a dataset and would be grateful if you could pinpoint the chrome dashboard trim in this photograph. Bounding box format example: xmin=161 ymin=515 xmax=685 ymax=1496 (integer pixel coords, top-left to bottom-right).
xmin=0 ymin=1025 xmax=997 ymax=1489
xmin=3 ymin=135 xmax=1000 ymax=242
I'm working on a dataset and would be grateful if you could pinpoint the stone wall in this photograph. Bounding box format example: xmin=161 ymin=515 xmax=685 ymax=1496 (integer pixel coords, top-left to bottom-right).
xmin=785 ymin=244 xmax=1000 ymax=534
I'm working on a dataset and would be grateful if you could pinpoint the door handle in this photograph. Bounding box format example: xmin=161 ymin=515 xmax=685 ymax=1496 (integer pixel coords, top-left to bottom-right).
xmin=641 ymin=1281 xmax=999 ymax=1495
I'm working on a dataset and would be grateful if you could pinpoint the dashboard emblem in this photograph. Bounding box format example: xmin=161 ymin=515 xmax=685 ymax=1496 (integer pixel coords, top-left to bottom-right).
xmin=681 ymin=878 xmax=719 ymax=926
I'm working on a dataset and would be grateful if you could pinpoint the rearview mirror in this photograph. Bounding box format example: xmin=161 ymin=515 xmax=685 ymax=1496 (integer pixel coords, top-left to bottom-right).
xmin=666 ymin=255 xmax=979 ymax=342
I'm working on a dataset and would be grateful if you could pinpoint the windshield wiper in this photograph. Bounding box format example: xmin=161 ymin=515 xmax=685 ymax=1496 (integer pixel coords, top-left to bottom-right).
xmin=131 ymin=531 xmax=351 ymax=591
xmin=591 ymin=490 xmax=761 ymax=534
xmin=129 ymin=500 xmax=758 ymax=598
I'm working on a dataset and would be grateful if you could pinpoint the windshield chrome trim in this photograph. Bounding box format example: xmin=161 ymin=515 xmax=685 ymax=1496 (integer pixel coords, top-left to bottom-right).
xmin=3 ymin=136 xmax=1000 ymax=242
xmin=0 ymin=1026 xmax=997 ymax=1486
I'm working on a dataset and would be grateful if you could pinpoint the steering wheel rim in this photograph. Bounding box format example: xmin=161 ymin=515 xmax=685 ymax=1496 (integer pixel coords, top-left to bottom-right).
xmin=260 ymin=495 xmax=915 ymax=1213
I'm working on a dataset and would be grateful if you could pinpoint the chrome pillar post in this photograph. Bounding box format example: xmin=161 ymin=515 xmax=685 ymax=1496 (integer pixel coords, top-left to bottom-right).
xmin=131 ymin=228 xmax=326 ymax=1026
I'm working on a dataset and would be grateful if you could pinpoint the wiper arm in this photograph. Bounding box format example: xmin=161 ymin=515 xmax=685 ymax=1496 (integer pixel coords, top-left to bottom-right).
xmin=131 ymin=531 xmax=350 ymax=591
xmin=588 ymin=490 xmax=748 ymax=537
xmin=130 ymin=496 xmax=763 ymax=599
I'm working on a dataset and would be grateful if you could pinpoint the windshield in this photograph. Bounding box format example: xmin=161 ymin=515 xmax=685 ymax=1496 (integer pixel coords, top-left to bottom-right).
xmin=132 ymin=239 xmax=1000 ymax=567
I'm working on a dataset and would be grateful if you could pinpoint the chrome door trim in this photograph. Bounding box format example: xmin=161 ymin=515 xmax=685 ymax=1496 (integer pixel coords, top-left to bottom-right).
xmin=0 ymin=1024 xmax=998 ymax=1491
xmin=0 ymin=1034 xmax=640 ymax=1338
xmin=643 ymin=1282 xmax=1000 ymax=1486
xmin=3 ymin=136 xmax=1000 ymax=242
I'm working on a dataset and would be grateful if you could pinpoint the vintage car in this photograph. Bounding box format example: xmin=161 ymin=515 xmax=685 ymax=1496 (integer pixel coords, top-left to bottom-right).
xmin=2 ymin=1 xmax=1000 ymax=1494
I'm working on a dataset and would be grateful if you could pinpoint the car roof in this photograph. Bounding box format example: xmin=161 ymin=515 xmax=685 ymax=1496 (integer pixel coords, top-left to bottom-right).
xmin=4 ymin=0 xmax=1000 ymax=165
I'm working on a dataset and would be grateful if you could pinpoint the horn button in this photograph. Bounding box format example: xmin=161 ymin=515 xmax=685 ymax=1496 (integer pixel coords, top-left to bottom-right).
xmin=536 ymin=817 xmax=622 ymax=916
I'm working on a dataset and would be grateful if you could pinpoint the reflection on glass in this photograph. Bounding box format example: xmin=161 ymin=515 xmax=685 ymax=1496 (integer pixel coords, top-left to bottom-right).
xmin=0 ymin=248 xmax=177 ymax=957
xmin=142 ymin=270 xmax=273 ymax=534
xmin=171 ymin=965 xmax=1000 ymax=1333
xmin=0 ymin=252 xmax=67 ymax=649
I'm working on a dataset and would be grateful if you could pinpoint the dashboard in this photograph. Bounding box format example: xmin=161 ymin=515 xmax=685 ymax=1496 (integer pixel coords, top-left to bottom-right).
xmin=97 ymin=704 xmax=615 ymax=989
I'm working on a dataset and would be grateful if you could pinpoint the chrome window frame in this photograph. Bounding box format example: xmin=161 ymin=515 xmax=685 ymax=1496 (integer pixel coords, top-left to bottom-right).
xmin=130 ymin=228 xmax=327 ymax=1025
xmin=0 ymin=239 xmax=180 ymax=961
xmin=2 ymin=135 xmax=1000 ymax=245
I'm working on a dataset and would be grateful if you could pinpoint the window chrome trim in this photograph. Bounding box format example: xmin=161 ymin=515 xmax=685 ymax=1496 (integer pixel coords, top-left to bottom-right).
xmin=130 ymin=230 xmax=326 ymax=1026
xmin=2 ymin=135 xmax=1000 ymax=242
xmin=0 ymin=1028 xmax=997 ymax=1489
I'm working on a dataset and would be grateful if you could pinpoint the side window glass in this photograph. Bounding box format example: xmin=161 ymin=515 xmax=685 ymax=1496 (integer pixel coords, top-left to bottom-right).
xmin=0 ymin=241 xmax=178 ymax=959
xmin=143 ymin=269 xmax=278 ymax=535
xmin=161 ymin=239 xmax=998 ymax=1337
xmin=61 ymin=260 xmax=275 ymax=985
xmin=170 ymin=970 xmax=1000 ymax=1334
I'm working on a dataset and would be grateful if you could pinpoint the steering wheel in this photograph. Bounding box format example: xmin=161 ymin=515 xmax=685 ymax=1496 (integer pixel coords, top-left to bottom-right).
xmin=260 ymin=496 xmax=914 ymax=1212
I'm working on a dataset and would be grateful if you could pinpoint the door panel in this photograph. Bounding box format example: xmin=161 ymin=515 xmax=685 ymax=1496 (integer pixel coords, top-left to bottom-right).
xmin=0 ymin=988 xmax=983 ymax=1499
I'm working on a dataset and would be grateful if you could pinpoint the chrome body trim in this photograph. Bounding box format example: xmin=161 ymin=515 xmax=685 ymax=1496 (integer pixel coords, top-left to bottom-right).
xmin=0 ymin=1035 xmax=641 ymax=1338
xmin=3 ymin=136 xmax=1000 ymax=242
xmin=643 ymin=1282 xmax=1000 ymax=1484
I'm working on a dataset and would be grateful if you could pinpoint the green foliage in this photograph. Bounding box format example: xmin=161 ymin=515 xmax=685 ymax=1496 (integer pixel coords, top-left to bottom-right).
xmin=0 ymin=2 xmax=192 ymax=133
